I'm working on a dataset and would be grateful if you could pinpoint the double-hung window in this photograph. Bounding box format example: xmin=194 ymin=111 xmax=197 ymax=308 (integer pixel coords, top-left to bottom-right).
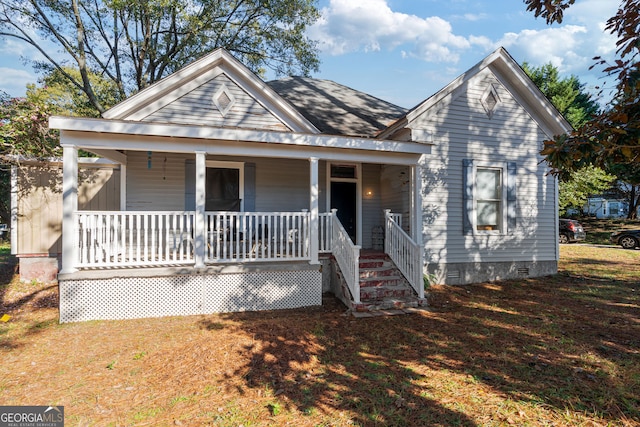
xmin=463 ymin=160 xmax=517 ymax=235
xmin=476 ymin=168 xmax=502 ymax=231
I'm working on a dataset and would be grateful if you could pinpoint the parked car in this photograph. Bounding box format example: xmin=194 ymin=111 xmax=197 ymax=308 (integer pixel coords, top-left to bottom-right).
xmin=559 ymin=219 xmax=586 ymax=244
xmin=610 ymin=229 xmax=640 ymax=249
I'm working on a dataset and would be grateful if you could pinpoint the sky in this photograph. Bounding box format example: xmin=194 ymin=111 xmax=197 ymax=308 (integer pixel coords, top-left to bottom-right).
xmin=0 ymin=0 xmax=620 ymax=109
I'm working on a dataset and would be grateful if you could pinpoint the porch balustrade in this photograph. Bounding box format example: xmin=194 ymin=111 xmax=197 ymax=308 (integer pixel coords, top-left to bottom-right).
xmin=330 ymin=209 xmax=361 ymax=304
xmin=75 ymin=210 xmax=316 ymax=268
xmin=76 ymin=211 xmax=195 ymax=267
xmin=384 ymin=209 xmax=424 ymax=298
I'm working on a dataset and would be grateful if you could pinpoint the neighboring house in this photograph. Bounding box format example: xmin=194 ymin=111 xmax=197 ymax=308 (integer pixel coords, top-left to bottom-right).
xmin=584 ymin=197 xmax=629 ymax=219
xmin=44 ymin=47 xmax=570 ymax=322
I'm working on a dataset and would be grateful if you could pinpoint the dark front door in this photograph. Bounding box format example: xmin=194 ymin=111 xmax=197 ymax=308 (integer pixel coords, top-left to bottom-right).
xmin=331 ymin=181 xmax=357 ymax=242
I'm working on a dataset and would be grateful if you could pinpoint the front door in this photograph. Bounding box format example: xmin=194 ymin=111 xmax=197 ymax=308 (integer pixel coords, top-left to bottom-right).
xmin=331 ymin=181 xmax=357 ymax=241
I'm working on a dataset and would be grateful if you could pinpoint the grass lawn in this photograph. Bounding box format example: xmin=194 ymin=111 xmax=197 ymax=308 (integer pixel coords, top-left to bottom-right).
xmin=1 ymin=245 xmax=639 ymax=426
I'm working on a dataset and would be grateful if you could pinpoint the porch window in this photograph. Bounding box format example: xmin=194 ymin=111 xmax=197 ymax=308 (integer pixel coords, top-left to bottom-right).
xmin=206 ymin=168 xmax=240 ymax=211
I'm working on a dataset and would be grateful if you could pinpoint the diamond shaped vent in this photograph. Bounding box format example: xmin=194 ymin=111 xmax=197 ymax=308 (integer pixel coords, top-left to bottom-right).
xmin=213 ymin=83 xmax=235 ymax=117
xmin=481 ymin=84 xmax=501 ymax=118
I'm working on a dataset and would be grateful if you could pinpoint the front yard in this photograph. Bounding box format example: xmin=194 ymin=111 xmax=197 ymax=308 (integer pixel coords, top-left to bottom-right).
xmin=1 ymin=245 xmax=638 ymax=426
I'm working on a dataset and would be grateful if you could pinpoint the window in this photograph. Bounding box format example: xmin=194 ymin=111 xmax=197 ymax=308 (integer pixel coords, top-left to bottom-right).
xmin=463 ymin=160 xmax=517 ymax=235
xmin=476 ymin=168 xmax=502 ymax=231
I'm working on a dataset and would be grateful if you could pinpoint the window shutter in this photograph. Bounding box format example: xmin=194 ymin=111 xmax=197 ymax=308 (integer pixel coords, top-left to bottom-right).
xmin=244 ymin=162 xmax=256 ymax=212
xmin=184 ymin=159 xmax=195 ymax=210
xmin=463 ymin=159 xmax=474 ymax=234
xmin=507 ymin=162 xmax=517 ymax=233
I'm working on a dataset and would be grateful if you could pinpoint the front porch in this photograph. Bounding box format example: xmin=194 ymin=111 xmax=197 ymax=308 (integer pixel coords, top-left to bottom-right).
xmin=58 ymin=209 xmax=424 ymax=322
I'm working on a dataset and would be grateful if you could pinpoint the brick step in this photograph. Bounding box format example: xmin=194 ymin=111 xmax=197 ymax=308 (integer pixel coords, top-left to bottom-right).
xmin=359 ymin=275 xmax=406 ymax=288
xmin=359 ymin=266 xmax=400 ymax=279
xmin=360 ymin=284 xmax=415 ymax=301
xmin=359 ymin=260 xmax=392 ymax=269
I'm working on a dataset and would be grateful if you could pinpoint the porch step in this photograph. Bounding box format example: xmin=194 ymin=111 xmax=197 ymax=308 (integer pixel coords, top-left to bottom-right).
xmin=332 ymin=252 xmax=427 ymax=316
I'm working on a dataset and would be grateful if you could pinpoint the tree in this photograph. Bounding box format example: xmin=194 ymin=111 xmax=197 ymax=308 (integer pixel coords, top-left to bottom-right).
xmin=522 ymin=62 xmax=613 ymax=216
xmin=0 ymin=0 xmax=321 ymax=114
xmin=558 ymin=165 xmax=616 ymax=216
xmin=522 ymin=62 xmax=599 ymax=129
xmin=26 ymin=67 xmax=121 ymax=118
xmin=525 ymin=0 xmax=640 ymax=169
xmin=0 ymin=90 xmax=61 ymax=224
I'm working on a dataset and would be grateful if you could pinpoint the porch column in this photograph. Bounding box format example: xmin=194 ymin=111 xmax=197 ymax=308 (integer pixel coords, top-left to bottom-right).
xmin=309 ymin=157 xmax=319 ymax=264
xmin=60 ymin=144 xmax=78 ymax=274
xmin=411 ymin=163 xmax=425 ymax=299
xmin=120 ymin=163 xmax=127 ymax=210
xmin=194 ymin=151 xmax=206 ymax=268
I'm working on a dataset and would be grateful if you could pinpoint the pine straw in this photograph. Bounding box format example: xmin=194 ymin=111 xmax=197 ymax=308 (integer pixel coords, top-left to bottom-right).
xmin=1 ymin=245 xmax=639 ymax=426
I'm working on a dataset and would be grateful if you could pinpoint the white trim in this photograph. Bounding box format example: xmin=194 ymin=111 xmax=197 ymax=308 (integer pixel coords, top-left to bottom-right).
xmin=120 ymin=163 xmax=127 ymax=211
xmin=61 ymin=145 xmax=79 ymax=274
xmin=10 ymin=165 xmax=18 ymax=255
xmin=51 ymin=117 xmax=430 ymax=155
xmin=326 ymin=162 xmax=362 ymax=245
xmin=195 ymin=152 xmax=207 ymax=268
xmin=309 ymin=157 xmax=319 ymax=264
xmin=471 ymin=161 xmax=508 ymax=235
xmin=62 ymin=130 xmax=422 ymax=166
xmin=205 ymin=160 xmax=245 ymax=212
xmin=101 ymin=49 xmax=319 ymax=133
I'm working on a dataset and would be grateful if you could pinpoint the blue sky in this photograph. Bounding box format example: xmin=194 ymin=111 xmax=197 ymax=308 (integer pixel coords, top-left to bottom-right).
xmin=0 ymin=0 xmax=620 ymax=109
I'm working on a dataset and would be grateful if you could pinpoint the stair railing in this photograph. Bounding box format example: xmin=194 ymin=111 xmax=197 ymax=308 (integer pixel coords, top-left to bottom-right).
xmin=331 ymin=209 xmax=361 ymax=303
xmin=384 ymin=209 xmax=424 ymax=298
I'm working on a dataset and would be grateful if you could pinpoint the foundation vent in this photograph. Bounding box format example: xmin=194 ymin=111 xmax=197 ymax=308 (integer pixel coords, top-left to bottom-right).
xmin=517 ymin=267 xmax=530 ymax=276
xmin=447 ymin=271 xmax=461 ymax=279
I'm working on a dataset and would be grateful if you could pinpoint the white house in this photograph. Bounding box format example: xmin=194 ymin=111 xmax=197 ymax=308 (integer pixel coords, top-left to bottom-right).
xmin=46 ymin=47 xmax=571 ymax=322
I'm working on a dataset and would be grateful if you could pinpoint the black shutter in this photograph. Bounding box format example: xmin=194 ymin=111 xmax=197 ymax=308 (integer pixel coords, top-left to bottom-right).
xmin=463 ymin=159 xmax=474 ymax=234
xmin=507 ymin=162 xmax=517 ymax=233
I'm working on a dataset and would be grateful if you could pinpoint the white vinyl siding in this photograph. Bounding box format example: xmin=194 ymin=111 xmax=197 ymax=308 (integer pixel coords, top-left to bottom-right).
xmin=142 ymin=74 xmax=290 ymax=132
xmin=414 ymin=71 xmax=557 ymax=264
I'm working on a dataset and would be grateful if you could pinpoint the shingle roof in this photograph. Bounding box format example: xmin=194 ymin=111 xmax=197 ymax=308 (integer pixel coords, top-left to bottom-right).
xmin=267 ymin=77 xmax=407 ymax=137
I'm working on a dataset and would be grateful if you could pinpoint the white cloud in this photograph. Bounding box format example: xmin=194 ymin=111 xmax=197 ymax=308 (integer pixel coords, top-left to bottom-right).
xmin=308 ymin=0 xmax=479 ymax=62
xmin=0 ymin=67 xmax=36 ymax=96
xmin=497 ymin=25 xmax=590 ymax=72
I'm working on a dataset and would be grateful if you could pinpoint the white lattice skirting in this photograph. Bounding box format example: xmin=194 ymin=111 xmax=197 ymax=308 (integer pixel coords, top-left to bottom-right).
xmin=59 ymin=267 xmax=322 ymax=323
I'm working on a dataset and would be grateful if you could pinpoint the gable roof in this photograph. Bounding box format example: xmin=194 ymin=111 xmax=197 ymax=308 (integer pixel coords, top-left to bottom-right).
xmin=268 ymin=77 xmax=407 ymax=137
xmin=378 ymin=47 xmax=572 ymax=140
xmin=102 ymin=49 xmax=319 ymax=134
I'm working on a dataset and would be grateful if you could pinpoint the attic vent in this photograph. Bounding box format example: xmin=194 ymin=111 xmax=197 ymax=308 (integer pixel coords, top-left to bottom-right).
xmin=481 ymin=84 xmax=501 ymax=118
xmin=213 ymin=83 xmax=235 ymax=117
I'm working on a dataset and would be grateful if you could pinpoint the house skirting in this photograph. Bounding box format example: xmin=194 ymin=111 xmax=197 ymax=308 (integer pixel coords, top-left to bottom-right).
xmin=58 ymin=262 xmax=322 ymax=323
xmin=426 ymin=260 xmax=557 ymax=285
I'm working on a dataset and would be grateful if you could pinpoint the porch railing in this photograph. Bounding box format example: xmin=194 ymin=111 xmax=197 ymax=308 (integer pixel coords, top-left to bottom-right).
xmin=319 ymin=212 xmax=332 ymax=253
xmin=384 ymin=210 xmax=424 ymax=298
xmin=76 ymin=211 xmax=195 ymax=267
xmin=75 ymin=210 xmax=314 ymax=268
xmin=330 ymin=209 xmax=361 ymax=303
xmin=205 ymin=211 xmax=309 ymax=262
